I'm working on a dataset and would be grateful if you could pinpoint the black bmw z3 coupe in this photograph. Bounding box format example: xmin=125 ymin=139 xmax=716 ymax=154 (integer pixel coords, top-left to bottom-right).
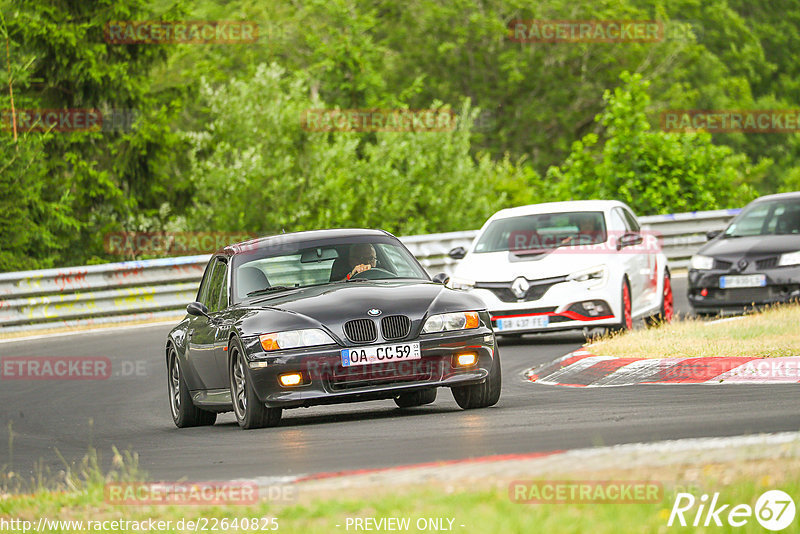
xmin=165 ymin=229 xmax=501 ymax=429
xmin=688 ymin=191 xmax=800 ymax=314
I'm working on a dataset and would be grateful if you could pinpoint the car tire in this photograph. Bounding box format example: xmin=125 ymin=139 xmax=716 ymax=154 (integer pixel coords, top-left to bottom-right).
xmin=610 ymin=278 xmax=633 ymax=333
xmin=167 ymin=346 xmax=217 ymax=428
xmin=229 ymin=338 xmax=282 ymax=430
xmin=451 ymin=351 xmax=502 ymax=410
xmin=394 ymin=388 xmax=437 ymax=408
xmin=646 ymin=270 xmax=674 ymax=326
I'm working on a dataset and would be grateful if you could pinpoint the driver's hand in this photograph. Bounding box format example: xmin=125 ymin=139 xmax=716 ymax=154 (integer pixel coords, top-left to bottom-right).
xmin=350 ymin=263 xmax=371 ymax=277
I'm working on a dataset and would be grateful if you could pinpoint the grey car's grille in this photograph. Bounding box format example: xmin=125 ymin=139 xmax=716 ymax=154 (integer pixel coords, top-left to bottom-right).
xmin=756 ymin=257 xmax=778 ymax=269
xmin=344 ymin=319 xmax=377 ymax=343
xmin=381 ymin=315 xmax=411 ymax=340
xmin=714 ymin=259 xmax=733 ymax=270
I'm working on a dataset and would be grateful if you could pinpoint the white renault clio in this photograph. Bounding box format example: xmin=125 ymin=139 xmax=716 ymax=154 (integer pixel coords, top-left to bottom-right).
xmin=447 ymin=200 xmax=673 ymax=335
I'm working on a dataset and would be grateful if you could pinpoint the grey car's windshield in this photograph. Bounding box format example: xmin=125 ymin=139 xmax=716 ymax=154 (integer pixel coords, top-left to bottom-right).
xmin=232 ymin=237 xmax=429 ymax=301
xmin=473 ymin=211 xmax=608 ymax=253
xmin=724 ymin=199 xmax=800 ymax=237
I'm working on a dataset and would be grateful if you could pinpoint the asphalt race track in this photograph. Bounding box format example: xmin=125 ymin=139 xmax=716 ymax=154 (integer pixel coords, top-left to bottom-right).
xmin=2 ymin=277 xmax=799 ymax=481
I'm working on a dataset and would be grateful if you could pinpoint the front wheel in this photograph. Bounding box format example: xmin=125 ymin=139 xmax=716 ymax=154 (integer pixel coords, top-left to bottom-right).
xmin=646 ymin=270 xmax=674 ymax=326
xmin=230 ymin=338 xmax=282 ymax=430
xmin=610 ymin=279 xmax=633 ymax=334
xmin=167 ymin=347 xmax=216 ymax=428
xmin=451 ymin=352 xmax=502 ymax=409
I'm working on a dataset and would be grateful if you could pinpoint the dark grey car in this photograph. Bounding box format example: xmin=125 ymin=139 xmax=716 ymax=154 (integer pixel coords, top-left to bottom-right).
xmin=688 ymin=192 xmax=800 ymax=314
xmin=166 ymin=229 xmax=501 ymax=429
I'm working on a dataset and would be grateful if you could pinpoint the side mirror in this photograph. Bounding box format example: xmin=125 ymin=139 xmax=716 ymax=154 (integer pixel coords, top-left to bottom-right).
xmin=706 ymin=230 xmax=722 ymax=241
xmin=616 ymin=232 xmax=644 ymax=250
xmin=432 ymin=272 xmax=450 ymax=285
xmin=186 ymin=301 xmax=210 ymax=318
xmin=448 ymin=246 xmax=467 ymax=260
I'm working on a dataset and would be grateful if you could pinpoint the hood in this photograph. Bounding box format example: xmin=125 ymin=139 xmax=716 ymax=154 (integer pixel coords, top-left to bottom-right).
xmin=452 ymin=247 xmax=609 ymax=282
xmin=699 ymin=234 xmax=800 ymax=258
xmin=235 ymin=280 xmax=485 ymax=337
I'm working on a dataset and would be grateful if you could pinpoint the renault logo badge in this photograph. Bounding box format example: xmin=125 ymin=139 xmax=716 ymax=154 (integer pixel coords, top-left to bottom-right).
xmin=367 ymin=308 xmax=382 ymax=317
xmin=511 ymin=277 xmax=530 ymax=299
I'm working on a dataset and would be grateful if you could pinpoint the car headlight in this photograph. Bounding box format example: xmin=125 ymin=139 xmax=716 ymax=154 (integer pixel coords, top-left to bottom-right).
xmin=779 ymin=251 xmax=800 ymax=267
xmin=448 ymin=276 xmax=475 ymax=290
xmin=566 ymin=265 xmax=607 ymax=287
xmin=422 ymin=311 xmax=480 ymax=333
xmin=259 ymin=328 xmax=335 ymax=351
xmin=690 ymin=255 xmax=714 ymax=270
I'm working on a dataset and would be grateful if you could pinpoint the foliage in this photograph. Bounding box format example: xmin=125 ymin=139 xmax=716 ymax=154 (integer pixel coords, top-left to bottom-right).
xmin=181 ymin=64 xmax=537 ymax=237
xmin=3 ymin=0 xmax=800 ymax=269
xmin=547 ymin=72 xmax=760 ymax=214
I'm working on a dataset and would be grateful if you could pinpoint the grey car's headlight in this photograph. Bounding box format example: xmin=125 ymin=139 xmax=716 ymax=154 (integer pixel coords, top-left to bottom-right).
xmin=448 ymin=277 xmax=475 ymax=290
xmin=690 ymin=255 xmax=714 ymax=270
xmin=422 ymin=311 xmax=480 ymax=333
xmin=259 ymin=328 xmax=335 ymax=351
xmin=779 ymin=251 xmax=800 ymax=267
xmin=566 ymin=265 xmax=607 ymax=287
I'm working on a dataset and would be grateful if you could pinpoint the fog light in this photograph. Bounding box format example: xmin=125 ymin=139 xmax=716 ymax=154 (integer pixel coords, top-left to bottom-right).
xmin=279 ymin=372 xmax=303 ymax=386
xmin=456 ymin=353 xmax=478 ymax=367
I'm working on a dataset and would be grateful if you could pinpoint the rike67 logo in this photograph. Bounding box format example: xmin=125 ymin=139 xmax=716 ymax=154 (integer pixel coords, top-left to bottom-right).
xmin=668 ymin=490 xmax=796 ymax=531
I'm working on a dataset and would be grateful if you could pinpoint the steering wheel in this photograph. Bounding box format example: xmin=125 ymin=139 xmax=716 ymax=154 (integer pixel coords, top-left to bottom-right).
xmin=350 ymin=267 xmax=394 ymax=280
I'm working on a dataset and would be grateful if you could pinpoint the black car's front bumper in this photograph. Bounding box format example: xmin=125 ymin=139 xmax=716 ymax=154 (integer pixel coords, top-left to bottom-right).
xmin=688 ymin=266 xmax=800 ymax=313
xmin=240 ymin=328 xmax=496 ymax=408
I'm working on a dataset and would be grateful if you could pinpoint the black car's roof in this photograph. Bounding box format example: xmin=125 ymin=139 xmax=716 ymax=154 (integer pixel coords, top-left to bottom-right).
xmin=217 ymin=228 xmax=393 ymax=256
xmin=751 ymin=191 xmax=800 ymax=203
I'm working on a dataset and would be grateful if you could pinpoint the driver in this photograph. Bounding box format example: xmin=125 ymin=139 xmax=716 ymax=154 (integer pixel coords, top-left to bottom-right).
xmin=344 ymin=243 xmax=377 ymax=280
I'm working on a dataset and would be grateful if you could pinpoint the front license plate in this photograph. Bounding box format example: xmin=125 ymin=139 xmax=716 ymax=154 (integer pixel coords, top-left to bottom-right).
xmin=719 ymin=274 xmax=767 ymax=289
xmin=496 ymin=315 xmax=549 ymax=331
xmin=341 ymin=342 xmax=421 ymax=367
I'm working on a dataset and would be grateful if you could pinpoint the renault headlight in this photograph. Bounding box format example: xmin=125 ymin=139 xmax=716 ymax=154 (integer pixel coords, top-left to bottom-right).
xmin=566 ymin=265 xmax=607 ymax=287
xmin=259 ymin=329 xmax=335 ymax=351
xmin=422 ymin=311 xmax=480 ymax=333
xmin=448 ymin=277 xmax=475 ymax=290
xmin=779 ymin=251 xmax=800 ymax=267
xmin=690 ymin=255 xmax=714 ymax=270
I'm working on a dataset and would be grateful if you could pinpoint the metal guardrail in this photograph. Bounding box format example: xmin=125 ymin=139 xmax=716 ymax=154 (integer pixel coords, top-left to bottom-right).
xmin=0 ymin=209 xmax=740 ymax=332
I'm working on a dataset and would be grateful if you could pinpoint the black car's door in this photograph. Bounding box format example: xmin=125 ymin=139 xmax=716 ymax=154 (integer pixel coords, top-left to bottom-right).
xmin=186 ymin=257 xmax=230 ymax=390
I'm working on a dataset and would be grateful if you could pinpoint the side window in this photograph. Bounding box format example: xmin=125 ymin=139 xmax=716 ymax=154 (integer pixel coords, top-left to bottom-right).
xmin=216 ymin=262 xmax=229 ymax=311
xmin=609 ymin=208 xmax=627 ymax=232
xmin=196 ymin=260 xmax=216 ymax=304
xmin=622 ymin=209 xmax=641 ymax=232
xmin=205 ymin=258 xmax=227 ymax=313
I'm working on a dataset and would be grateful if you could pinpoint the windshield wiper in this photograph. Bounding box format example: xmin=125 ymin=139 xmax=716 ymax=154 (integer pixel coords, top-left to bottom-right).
xmin=247 ymin=285 xmax=297 ymax=296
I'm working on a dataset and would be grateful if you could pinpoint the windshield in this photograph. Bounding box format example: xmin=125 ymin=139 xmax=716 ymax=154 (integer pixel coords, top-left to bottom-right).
xmin=473 ymin=211 xmax=608 ymax=254
xmin=232 ymin=236 xmax=429 ymax=301
xmin=724 ymin=199 xmax=800 ymax=237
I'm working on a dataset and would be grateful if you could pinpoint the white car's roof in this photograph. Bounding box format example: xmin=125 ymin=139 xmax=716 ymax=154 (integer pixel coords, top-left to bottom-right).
xmin=488 ymin=200 xmax=630 ymax=221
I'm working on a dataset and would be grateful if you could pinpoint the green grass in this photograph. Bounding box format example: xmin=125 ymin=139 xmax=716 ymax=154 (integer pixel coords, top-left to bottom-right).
xmin=587 ymin=303 xmax=800 ymax=359
xmin=2 ymin=458 xmax=799 ymax=533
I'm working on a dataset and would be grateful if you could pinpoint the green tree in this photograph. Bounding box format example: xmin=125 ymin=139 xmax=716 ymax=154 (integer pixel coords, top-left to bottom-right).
xmin=181 ymin=63 xmax=537 ymax=237
xmin=547 ymin=72 xmax=761 ymax=214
